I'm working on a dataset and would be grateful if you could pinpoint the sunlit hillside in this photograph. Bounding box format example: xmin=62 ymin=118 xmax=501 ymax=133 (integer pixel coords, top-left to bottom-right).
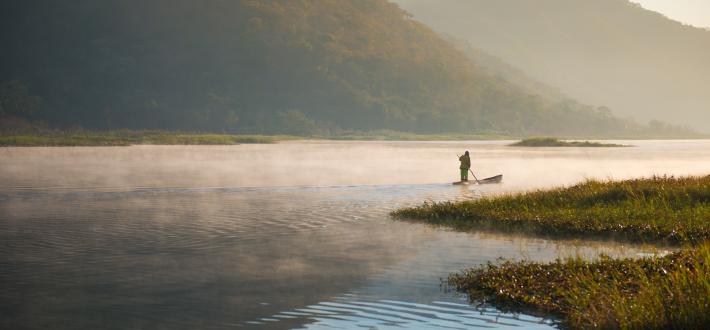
xmin=396 ymin=0 xmax=710 ymax=132
xmin=0 ymin=0 xmax=670 ymax=136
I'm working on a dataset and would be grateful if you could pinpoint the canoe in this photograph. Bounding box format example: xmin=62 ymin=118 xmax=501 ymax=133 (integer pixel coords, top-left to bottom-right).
xmin=452 ymin=174 xmax=503 ymax=185
xmin=478 ymin=174 xmax=503 ymax=184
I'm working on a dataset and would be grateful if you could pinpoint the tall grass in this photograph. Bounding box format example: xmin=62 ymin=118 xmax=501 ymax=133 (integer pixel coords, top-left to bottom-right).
xmin=392 ymin=175 xmax=710 ymax=244
xmin=322 ymin=129 xmax=512 ymax=141
xmin=0 ymin=128 xmax=514 ymax=145
xmin=510 ymin=137 xmax=627 ymax=147
xmin=0 ymin=131 xmax=292 ymax=146
xmin=449 ymin=243 xmax=710 ymax=329
xmin=396 ymin=175 xmax=710 ymax=327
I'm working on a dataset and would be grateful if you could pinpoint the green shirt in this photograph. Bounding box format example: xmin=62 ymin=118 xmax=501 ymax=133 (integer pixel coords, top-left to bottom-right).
xmin=459 ymin=155 xmax=471 ymax=169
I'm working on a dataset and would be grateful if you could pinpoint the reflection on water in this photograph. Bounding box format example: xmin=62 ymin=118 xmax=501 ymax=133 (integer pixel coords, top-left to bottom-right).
xmin=271 ymin=298 xmax=556 ymax=329
xmin=1 ymin=140 xmax=702 ymax=329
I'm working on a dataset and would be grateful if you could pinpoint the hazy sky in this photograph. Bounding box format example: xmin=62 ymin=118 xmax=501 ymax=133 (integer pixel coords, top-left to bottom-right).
xmin=634 ymin=0 xmax=710 ymax=28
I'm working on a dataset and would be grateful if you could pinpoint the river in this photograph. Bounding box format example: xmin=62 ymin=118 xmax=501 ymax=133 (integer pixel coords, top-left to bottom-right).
xmin=2 ymin=140 xmax=708 ymax=329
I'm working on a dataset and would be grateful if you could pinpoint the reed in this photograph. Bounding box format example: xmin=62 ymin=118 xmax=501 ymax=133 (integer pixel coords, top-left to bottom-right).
xmin=392 ymin=175 xmax=710 ymax=244
xmin=448 ymin=243 xmax=710 ymax=329
xmin=0 ymin=131 xmax=289 ymax=146
xmin=510 ymin=137 xmax=627 ymax=147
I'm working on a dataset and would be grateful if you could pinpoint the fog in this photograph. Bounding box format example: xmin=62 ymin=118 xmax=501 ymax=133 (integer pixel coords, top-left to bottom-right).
xmin=393 ymin=0 xmax=710 ymax=132
xmin=3 ymin=140 xmax=710 ymax=193
xmin=4 ymin=141 xmax=688 ymax=328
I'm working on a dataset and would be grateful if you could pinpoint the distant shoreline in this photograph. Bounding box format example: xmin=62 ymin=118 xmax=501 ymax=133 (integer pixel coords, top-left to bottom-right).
xmin=0 ymin=132 xmax=293 ymax=147
xmin=509 ymin=137 xmax=630 ymax=147
xmin=1 ymin=131 xmax=708 ymax=147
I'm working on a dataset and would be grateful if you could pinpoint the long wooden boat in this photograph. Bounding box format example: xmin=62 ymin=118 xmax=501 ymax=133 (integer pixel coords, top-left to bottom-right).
xmin=478 ymin=174 xmax=503 ymax=184
xmin=452 ymin=174 xmax=503 ymax=185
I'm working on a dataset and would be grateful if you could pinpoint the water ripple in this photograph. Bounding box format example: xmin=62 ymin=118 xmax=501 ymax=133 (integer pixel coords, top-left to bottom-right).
xmin=255 ymin=296 xmax=556 ymax=329
xmin=1 ymin=180 xmax=655 ymax=329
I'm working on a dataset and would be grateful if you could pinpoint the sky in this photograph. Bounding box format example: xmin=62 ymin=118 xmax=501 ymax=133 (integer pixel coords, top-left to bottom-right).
xmin=633 ymin=0 xmax=710 ymax=28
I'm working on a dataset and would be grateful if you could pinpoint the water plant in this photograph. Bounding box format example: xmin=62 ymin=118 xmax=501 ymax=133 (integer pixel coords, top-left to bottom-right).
xmin=392 ymin=175 xmax=710 ymax=244
xmin=396 ymin=175 xmax=710 ymax=327
xmin=510 ymin=137 xmax=627 ymax=147
xmin=448 ymin=243 xmax=710 ymax=329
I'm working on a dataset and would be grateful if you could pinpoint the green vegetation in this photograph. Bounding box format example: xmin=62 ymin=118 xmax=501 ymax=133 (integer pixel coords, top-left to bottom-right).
xmin=510 ymin=137 xmax=627 ymax=147
xmin=0 ymin=129 xmax=514 ymax=146
xmin=394 ymin=175 xmax=710 ymax=327
xmin=323 ymin=130 xmax=512 ymax=141
xmin=448 ymin=244 xmax=710 ymax=329
xmin=1 ymin=0 xmax=688 ymax=137
xmin=0 ymin=131 xmax=287 ymax=146
xmin=0 ymin=129 xmax=507 ymax=146
xmin=393 ymin=175 xmax=710 ymax=244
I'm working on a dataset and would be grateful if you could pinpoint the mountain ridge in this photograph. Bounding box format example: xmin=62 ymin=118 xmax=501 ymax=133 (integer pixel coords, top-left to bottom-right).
xmin=394 ymin=0 xmax=710 ymax=132
xmin=0 ymin=0 xmax=693 ymax=136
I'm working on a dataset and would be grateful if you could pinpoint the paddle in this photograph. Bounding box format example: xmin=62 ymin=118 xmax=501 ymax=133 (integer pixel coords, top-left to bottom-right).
xmin=457 ymin=154 xmax=480 ymax=184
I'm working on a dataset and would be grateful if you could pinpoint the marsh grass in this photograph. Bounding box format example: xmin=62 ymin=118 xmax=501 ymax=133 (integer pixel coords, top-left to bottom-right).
xmin=392 ymin=175 xmax=710 ymax=244
xmin=395 ymin=175 xmax=710 ymax=327
xmin=0 ymin=131 xmax=292 ymax=146
xmin=448 ymin=243 xmax=710 ymax=329
xmin=510 ymin=137 xmax=627 ymax=147
xmin=1 ymin=128 xmax=512 ymax=146
xmin=323 ymin=129 xmax=512 ymax=141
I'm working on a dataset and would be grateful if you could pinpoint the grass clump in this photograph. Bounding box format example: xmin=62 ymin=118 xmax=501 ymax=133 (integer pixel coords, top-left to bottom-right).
xmin=392 ymin=175 xmax=710 ymax=244
xmin=396 ymin=175 xmax=710 ymax=327
xmin=510 ymin=137 xmax=627 ymax=147
xmin=449 ymin=243 xmax=710 ymax=329
xmin=0 ymin=131 xmax=291 ymax=146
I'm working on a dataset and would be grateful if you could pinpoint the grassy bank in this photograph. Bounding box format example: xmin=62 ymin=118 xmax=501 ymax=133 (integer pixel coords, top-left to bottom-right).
xmin=3 ymin=130 xmax=707 ymax=146
xmin=0 ymin=128 xmax=517 ymax=146
xmin=0 ymin=131 xmax=294 ymax=146
xmin=510 ymin=137 xmax=627 ymax=147
xmin=448 ymin=244 xmax=710 ymax=329
xmin=393 ymin=175 xmax=710 ymax=244
xmin=322 ymin=129 xmax=513 ymax=141
xmin=395 ymin=175 xmax=710 ymax=328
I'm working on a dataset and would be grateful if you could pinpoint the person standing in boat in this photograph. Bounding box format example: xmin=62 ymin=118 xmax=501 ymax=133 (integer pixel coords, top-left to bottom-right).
xmin=459 ymin=151 xmax=471 ymax=182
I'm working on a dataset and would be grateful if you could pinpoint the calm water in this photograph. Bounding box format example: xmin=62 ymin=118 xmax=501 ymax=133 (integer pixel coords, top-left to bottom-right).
xmin=2 ymin=140 xmax=708 ymax=329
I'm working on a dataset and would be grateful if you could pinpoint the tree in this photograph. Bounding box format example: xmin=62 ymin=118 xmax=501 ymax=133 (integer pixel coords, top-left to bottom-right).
xmin=277 ymin=110 xmax=317 ymax=135
xmin=0 ymin=81 xmax=41 ymax=119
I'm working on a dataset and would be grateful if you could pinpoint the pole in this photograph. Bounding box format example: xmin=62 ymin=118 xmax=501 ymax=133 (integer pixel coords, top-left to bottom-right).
xmin=469 ymin=169 xmax=480 ymax=184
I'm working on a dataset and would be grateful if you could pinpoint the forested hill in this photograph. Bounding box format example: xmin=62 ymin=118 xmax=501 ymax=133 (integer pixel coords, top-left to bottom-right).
xmin=0 ymin=0 xmax=677 ymax=135
xmin=395 ymin=0 xmax=710 ymax=132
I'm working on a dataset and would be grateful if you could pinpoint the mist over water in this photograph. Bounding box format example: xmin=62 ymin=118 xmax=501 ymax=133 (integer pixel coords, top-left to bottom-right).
xmin=1 ymin=140 xmax=706 ymax=329
xmin=2 ymin=140 xmax=709 ymax=191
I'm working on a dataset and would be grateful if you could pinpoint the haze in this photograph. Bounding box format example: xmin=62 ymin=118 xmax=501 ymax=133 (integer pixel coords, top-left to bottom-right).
xmin=3 ymin=0 xmax=704 ymax=137
xmin=394 ymin=0 xmax=710 ymax=132
xmin=3 ymin=141 xmax=710 ymax=192
xmin=635 ymin=0 xmax=710 ymax=28
xmin=3 ymin=2 xmax=709 ymax=329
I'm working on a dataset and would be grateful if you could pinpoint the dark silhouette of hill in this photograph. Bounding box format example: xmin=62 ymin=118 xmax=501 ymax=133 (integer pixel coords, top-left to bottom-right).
xmin=0 ymin=0 xmax=688 ymax=135
xmin=395 ymin=0 xmax=710 ymax=132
